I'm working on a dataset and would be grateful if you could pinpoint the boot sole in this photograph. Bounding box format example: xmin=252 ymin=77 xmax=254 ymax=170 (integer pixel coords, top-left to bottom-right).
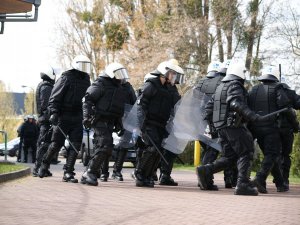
xmin=81 ymin=178 xmax=98 ymax=186
xmin=62 ymin=178 xmax=78 ymax=183
xmin=234 ymin=190 xmax=258 ymax=196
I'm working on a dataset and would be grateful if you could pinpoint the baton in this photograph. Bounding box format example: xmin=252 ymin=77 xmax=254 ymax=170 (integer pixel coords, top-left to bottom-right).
xmin=260 ymin=107 xmax=289 ymax=120
xmin=144 ymin=132 xmax=169 ymax=166
xmin=176 ymin=155 xmax=185 ymax=165
xmin=56 ymin=125 xmax=79 ymax=154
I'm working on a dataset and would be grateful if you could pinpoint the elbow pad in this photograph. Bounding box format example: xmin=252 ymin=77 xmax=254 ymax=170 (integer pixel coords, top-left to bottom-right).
xmin=230 ymin=100 xmax=258 ymax=122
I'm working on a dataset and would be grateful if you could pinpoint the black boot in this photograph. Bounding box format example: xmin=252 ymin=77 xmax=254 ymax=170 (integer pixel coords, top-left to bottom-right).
xmin=159 ymin=174 xmax=178 ymax=186
xmin=39 ymin=160 xmax=51 ymax=178
xmin=234 ymin=181 xmax=258 ymax=196
xmin=135 ymin=150 xmax=155 ymax=188
xmin=62 ymin=149 xmax=78 ymax=183
xmin=33 ymin=144 xmax=49 ymax=177
xmin=159 ymin=149 xmax=177 ymax=185
xmin=112 ymin=149 xmax=127 ymax=181
xmin=38 ymin=143 xmax=60 ymax=178
xmin=81 ymin=151 xmax=108 ymax=186
xmin=252 ymin=174 xmax=268 ymax=194
xmin=81 ymin=171 xmax=98 ymax=186
xmin=196 ymin=164 xmax=218 ymax=191
xmin=235 ymin=155 xmax=258 ymax=196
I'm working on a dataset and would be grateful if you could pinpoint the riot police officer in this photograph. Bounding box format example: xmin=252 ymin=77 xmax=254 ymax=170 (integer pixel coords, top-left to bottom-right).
xmin=135 ymin=60 xmax=184 ymax=188
xmin=100 ymin=78 xmax=137 ymax=182
xmin=81 ymin=63 xmax=129 ymax=186
xmin=272 ymin=82 xmax=300 ymax=190
xmin=248 ymin=65 xmax=291 ymax=193
xmin=197 ymin=62 xmax=266 ymax=196
xmin=20 ymin=115 xmax=39 ymax=163
xmin=39 ymin=55 xmax=91 ymax=183
xmin=159 ymin=59 xmax=185 ymax=186
xmin=32 ymin=65 xmax=56 ymax=177
xmin=195 ymin=60 xmax=238 ymax=188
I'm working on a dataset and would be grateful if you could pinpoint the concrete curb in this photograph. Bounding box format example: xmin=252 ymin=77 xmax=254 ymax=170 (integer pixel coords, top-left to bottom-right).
xmin=0 ymin=167 xmax=31 ymax=183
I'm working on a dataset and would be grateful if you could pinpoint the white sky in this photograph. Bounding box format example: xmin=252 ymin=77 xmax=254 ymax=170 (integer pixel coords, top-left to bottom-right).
xmin=0 ymin=0 xmax=63 ymax=93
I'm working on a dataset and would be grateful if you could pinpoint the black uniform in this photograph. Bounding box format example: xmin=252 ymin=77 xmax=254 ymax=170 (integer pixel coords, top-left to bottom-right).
xmin=135 ymin=77 xmax=172 ymax=187
xmin=195 ymin=73 xmax=238 ymax=188
xmin=39 ymin=69 xmax=91 ymax=182
xmin=197 ymin=78 xmax=262 ymax=195
xmin=16 ymin=122 xmax=24 ymax=162
xmin=159 ymin=83 xmax=181 ymax=185
xmin=20 ymin=119 xmax=39 ymax=163
xmin=32 ymin=78 xmax=55 ymax=176
xmin=81 ymin=76 xmax=125 ymax=186
xmin=248 ymin=81 xmax=290 ymax=193
xmin=272 ymin=84 xmax=300 ymax=189
xmin=100 ymin=81 xmax=137 ymax=181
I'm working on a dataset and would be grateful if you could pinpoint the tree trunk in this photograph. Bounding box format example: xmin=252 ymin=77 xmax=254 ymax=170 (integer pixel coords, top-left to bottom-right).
xmin=245 ymin=0 xmax=259 ymax=70
xmin=216 ymin=20 xmax=224 ymax=62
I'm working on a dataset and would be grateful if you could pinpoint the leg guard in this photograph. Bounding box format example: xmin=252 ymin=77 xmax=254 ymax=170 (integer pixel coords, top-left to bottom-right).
xmin=62 ymin=148 xmax=79 ymax=183
xmin=112 ymin=149 xmax=127 ymax=181
xmin=33 ymin=143 xmax=49 ymax=177
xmin=39 ymin=142 xmax=60 ymax=178
xmin=135 ymin=149 xmax=155 ymax=188
xmin=159 ymin=150 xmax=177 ymax=186
xmin=235 ymin=155 xmax=258 ymax=196
xmin=100 ymin=158 xmax=110 ymax=182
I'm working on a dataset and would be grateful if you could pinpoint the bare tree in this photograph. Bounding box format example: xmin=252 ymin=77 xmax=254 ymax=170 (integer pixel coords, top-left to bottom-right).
xmin=0 ymin=82 xmax=20 ymax=142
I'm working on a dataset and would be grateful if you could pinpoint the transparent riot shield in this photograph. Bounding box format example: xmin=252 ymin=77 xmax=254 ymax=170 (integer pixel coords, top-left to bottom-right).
xmin=123 ymin=102 xmax=144 ymax=137
xmin=162 ymin=88 xmax=222 ymax=154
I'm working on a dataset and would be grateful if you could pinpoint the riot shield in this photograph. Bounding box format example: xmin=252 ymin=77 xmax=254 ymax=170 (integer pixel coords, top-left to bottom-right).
xmin=162 ymin=88 xmax=222 ymax=154
xmin=123 ymin=102 xmax=144 ymax=136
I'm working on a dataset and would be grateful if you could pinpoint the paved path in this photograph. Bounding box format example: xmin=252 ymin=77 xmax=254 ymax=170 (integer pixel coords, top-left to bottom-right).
xmin=0 ymin=159 xmax=300 ymax=225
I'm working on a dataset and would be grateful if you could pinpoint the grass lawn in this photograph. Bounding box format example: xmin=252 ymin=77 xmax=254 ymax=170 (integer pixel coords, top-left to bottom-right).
xmin=0 ymin=163 xmax=27 ymax=174
xmin=173 ymin=164 xmax=300 ymax=184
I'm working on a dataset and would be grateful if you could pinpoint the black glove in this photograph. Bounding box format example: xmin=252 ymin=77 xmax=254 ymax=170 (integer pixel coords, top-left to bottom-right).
xmin=83 ymin=118 xmax=92 ymax=129
xmin=49 ymin=113 xmax=59 ymax=126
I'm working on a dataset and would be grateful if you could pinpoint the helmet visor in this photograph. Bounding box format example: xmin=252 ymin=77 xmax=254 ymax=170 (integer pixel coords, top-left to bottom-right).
xmin=167 ymin=70 xmax=185 ymax=85
xmin=78 ymin=62 xmax=91 ymax=74
xmin=206 ymin=71 xmax=217 ymax=78
xmin=174 ymin=73 xmax=185 ymax=84
xmin=114 ymin=68 xmax=129 ymax=80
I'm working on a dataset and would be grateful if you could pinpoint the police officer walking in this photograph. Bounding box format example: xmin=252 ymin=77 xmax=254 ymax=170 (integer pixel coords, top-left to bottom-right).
xmin=32 ymin=65 xmax=56 ymax=176
xmin=135 ymin=60 xmax=184 ymax=188
xmin=248 ymin=65 xmax=291 ymax=193
xmin=81 ymin=63 xmax=129 ymax=186
xmin=272 ymin=80 xmax=300 ymax=190
xmin=39 ymin=55 xmax=91 ymax=183
xmin=197 ymin=62 xmax=266 ymax=196
xmin=195 ymin=60 xmax=238 ymax=188
xmin=100 ymin=78 xmax=137 ymax=182
xmin=159 ymin=59 xmax=185 ymax=186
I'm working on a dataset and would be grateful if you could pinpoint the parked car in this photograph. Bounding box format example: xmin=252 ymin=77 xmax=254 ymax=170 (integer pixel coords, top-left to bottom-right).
xmin=0 ymin=137 xmax=20 ymax=157
xmin=80 ymin=129 xmax=137 ymax=167
xmin=59 ymin=129 xmax=137 ymax=167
